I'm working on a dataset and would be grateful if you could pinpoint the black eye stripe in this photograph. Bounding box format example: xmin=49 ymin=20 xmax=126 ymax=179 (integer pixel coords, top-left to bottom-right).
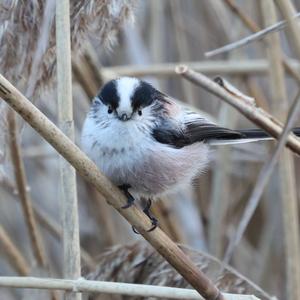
xmin=98 ymin=80 xmax=119 ymax=109
xmin=98 ymin=78 xmax=167 ymax=114
xmin=131 ymin=81 xmax=158 ymax=110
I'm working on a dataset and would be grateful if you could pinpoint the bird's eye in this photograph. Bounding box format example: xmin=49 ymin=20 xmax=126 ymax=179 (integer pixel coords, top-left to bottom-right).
xmin=107 ymin=106 xmax=113 ymax=114
xmin=138 ymin=110 xmax=142 ymax=116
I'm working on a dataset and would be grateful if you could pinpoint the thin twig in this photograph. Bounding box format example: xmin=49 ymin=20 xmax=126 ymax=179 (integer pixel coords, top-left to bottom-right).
xmin=271 ymin=1 xmax=300 ymax=299
xmin=85 ymin=184 xmax=118 ymax=247
xmin=0 ymin=225 xmax=30 ymax=276
xmin=56 ymin=1 xmax=81 ymax=298
xmin=102 ymin=59 xmax=300 ymax=77
xmin=72 ymin=56 xmax=98 ymax=99
xmin=7 ymin=109 xmax=47 ymax=267
xmin=0 ymin=74 xmax=225 ymax=300
xmin=7 ymin=110 xmax=60 ymax=300
xmin=223 ymin=0 xmax=300 ymax=84
xmin=176 ymin=66 xmax=300 ymax=155
xmin=153 ymin=199 xmax=185 ymax=243
xmin=83 ymin=43 xmax=106 ymax=87
xmin=223 ymin=88 xmax=300 ymax=265
xmin=276 ymin=0 xmax=300 ymax=62
xmin=259 ymin=6 xmax=300 ymax=296
xmin=205 ymin=12 xmax=300 ymax=57
xmin=224 ymin=0 xmax=260 ymax=32
xmin=0 ymin=276 xmax=261 ymax=300
xmin=3 ymin=185 xmax=95 ymax=269
xmin=208 ymin=104 xmax=237 ymax=257
xmin=170 ymin=0 xmax=195 ymax=106
xmin=33 ymin=204 xmax=95 ymax=269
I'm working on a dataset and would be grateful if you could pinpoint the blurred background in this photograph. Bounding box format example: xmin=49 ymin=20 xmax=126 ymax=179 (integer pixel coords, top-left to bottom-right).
xmin=1 ymin=0 xmax=300 ymax=299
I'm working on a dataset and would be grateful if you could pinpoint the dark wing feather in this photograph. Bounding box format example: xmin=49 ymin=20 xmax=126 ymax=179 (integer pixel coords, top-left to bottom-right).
xmin=236 ymin=129 xmax=270 ymax=138
xmin=294 ymin=127 xmax=300 ymax=136
xmin=152 ymin=118 xmax=244 ymax=148
xmin=152 ymin=121 xmax=190 ymax=148
xmin=185 ymin=121 xmax=244 ymax=142
xmin=238 ymin=127 xmax=300 ymax=138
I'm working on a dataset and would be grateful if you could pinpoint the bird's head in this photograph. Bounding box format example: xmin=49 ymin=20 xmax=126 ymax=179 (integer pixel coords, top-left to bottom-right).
xmin=92 ymin=77 xmax=167 ymax=124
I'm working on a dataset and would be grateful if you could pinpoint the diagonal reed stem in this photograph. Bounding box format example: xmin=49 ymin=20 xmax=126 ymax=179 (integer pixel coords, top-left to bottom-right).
xmin=0 ymin=225 xmax=30 ymax=276
xmin=7 ymin=109 xmax=47 ymax=267
xmin=0 ymin=73 xmax=225 ymax=300
xmin=176 ymin=66 xmax=300 ymax=155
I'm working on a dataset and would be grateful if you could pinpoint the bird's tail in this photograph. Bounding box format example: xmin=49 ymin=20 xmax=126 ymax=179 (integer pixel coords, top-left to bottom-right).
xmin=208 ymin=127 xmax=300 ymax=146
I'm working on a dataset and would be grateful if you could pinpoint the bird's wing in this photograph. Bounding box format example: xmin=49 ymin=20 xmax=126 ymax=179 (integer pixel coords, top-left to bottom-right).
xmin=151 ymin=104 xmax=244 ymax=148
xmin=183 ymin=110 xmax=244 ymax=142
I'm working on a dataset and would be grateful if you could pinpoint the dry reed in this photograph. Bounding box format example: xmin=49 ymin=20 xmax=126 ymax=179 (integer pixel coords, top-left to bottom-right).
xmin=1 ymin=2 xmax=299 ymax=299
xmin=0 ymin=73 xmax=224 ymax=300
xmin=86 ymin=242 xmax=272 ymax=300
xmin=56 ymin=1 xmax=81 ymax=300
xmin=0 ymin=0 xmax=137 ymax=96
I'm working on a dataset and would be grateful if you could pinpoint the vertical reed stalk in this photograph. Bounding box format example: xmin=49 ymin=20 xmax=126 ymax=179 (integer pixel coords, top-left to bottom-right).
xmin=170 ymin=0 xmax=195 ymax=106
xmin=208 ymin=104 xmax=236 ymax=257
xmin=261 ymin=2 xmax=300 ymax=299
xmin=56 ymin=1 xmax=81 ymax=299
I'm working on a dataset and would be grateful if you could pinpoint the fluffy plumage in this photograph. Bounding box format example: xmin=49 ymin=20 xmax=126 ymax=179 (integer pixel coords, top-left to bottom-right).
xmin=81 ymin=77 xmax=300 ymax=199
xmin=81 ymin=77 xmax=212 ymax=197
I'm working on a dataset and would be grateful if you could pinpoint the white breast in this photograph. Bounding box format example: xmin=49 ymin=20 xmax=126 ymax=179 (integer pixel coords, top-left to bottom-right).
xmin=81 ymin=116 xmax=151 ymax=182
xmin=81 ymin=115 xmax=210 ymax=198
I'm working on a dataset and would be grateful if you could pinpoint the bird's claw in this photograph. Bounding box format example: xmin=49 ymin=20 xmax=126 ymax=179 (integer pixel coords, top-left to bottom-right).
xmin=147 ymin=217 xmax=158 ymax=232
xmin=131 ymin=217 xmax=158 ymax=235
xmin=132 ymin=225 xmax=140 ymax=234
xmin=121 ymin=197 xmax=135 ymax=209
xmin=119 ymin=184 xmax=135 ymax=209
xmin=120 ymin=194 xmax=159 ymax=234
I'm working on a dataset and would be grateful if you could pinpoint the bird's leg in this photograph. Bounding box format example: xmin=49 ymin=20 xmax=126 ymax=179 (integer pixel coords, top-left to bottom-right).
xmin=143 ymin=199 xmax=158 ymax=232
xmin=118 ymin=184 xmax=135 ymax=209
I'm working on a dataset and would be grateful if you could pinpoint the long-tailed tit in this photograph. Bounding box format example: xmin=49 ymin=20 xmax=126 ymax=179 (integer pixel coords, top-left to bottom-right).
xmin=81 ymin=77 xmax=300 ymax=230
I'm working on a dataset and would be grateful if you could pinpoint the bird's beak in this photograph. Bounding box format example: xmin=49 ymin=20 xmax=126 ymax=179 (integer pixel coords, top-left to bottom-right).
xmin=118 ymin=113 xmax=130 ymax=121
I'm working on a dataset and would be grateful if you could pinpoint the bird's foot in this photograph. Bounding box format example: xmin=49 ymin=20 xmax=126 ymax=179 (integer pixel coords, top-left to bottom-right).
xmin=132 ymin=226 xmax=140 ymax=234
xmin=147 ymin=216 xmax=158 ymax=232
xmin=130 ymin=199 xmax=159 ymax=234
xmin=143 ymin=199 xmax=159 ymax=232
xmin=119 ymin=184 xmax=135 ymax=209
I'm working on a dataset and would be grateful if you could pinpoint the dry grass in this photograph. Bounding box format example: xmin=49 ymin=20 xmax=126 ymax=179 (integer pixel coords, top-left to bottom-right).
xmin=0 ymin=0 xmax=137 ymax=96
xmin=1 ymin=1 xmax=300 ymax=299
xmin=86 ymin=242 xmax=272 ymax=300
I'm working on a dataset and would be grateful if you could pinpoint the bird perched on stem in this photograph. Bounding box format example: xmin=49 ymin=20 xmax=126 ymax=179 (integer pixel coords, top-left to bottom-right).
xmin=81 ymin=77 xmax=300 ymax=231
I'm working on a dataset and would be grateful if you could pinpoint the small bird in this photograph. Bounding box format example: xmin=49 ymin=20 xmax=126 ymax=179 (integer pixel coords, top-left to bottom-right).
xmin=81 ymin=77 xmax=300 ymax=231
